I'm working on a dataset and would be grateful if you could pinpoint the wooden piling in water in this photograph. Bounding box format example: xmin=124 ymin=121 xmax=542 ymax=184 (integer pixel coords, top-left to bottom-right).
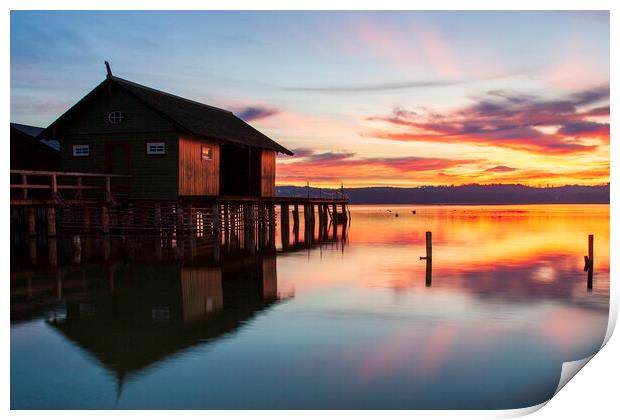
xmin=27 ymin=207 xmax=36 ymax=237
xmin=223 ymin=204 xmax=229 ymax=233
xmin=186 ymin=204 xmax=194 ymax=234
xmin=212 ymin=204 xmax=221 ymax=235
xmin=83 ymin=207 xmax=91 ymax=233
xmin=425 ymin=231 xmax=432 ymax=261
xmin=267 ymin=204 xmax=275 ymax=246
xmin=101 ymin=206 xmax=110 ymax=234
xmin=49 ymin=239 xmax=57 ymax=268
xmin=47 ymin=207 xmax=56 ymax=237
xmin=585 ymin=234 xmax=594 ymax=289
xmin=28 ymin=239 xmax=37 ymax=265
xmin=419 ymin=231 xmax=433 ymax=286
xmin=280 ymin=203 xmax=289 ymax=249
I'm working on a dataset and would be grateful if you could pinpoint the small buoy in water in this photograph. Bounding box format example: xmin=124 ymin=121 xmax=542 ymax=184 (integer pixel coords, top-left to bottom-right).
xmin=412 ymin=210 xmax=416 ymax=214
xmin=395 ymin=213 xmax=399 ymax=217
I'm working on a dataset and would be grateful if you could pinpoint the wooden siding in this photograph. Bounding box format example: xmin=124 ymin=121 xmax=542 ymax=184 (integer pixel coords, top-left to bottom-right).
xmin=178 ymin=135 xmax=220 ymax=196
xmin=261 ymin=150 xmax=276 ymax=197
xmin=58 ymin=87 xmax=179 ymax=200
xmin=181 ymin=267 xmax=223 ymax=325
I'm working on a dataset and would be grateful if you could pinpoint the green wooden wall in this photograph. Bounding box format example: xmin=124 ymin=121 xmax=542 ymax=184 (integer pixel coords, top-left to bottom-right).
xmin=58 ymin=85 xmax=180 ymax=200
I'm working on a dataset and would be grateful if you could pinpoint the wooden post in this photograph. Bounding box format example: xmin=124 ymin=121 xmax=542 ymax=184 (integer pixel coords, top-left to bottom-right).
xmin=292 ymin=204 xmax=299 ymax=228
xmin=585 ymin=234 xmax=594 ymax=289
xmin=28 ymin=239 xmax=37 ymax=265
xmin=425 ymin=256 xmax=432 ymax=287
xmin=56 ymin=269 xmax=62 ymax=301
xmin=186 ymin=204 xmax=194 ymax=234
xmin=425 ymin=231 xmax=432 ymax=261
xmin=21 ymin=174 xmax=28 ymax=199
xmin=51 ymin=174 xmax=58 ymax=201
xmin=332 ymin=208 xmax=338 ymax=240
xmin=292 ymin=204 xmax=300 ymax=244
xmin=322 ymin=205 xmax=329 ymax=238
xmin=280 ymin=204 xmax=289 ymax=249
xmin=101 ymin=206 xmax=110 ymax=234
xmin=212 ymin=204 xmax=221 ymax=235
xmin=341 ymin=203 xmax=348 ymax=224
xmin=49 ymin=238 xmax=57 ymax=268
xmin=303 ymin=203 xmax=312 ymax=246
xmin=105 ymin=176 xmax=112 ymax=202
xmin=47 ymin=207 xmax=57 ymax=237
xmin=258 ymin=204 xmax=265 ymax=230
xmin=418 ymin=231 xmax=433 ymax=285
xmin=83 ymin=207 xmax=91 ymax=233
xmin=176 ymin=205 xmax=184 ymax=233
xmin=332 ymin=203 xmax=338 ymax=224
xmin=303 ymin=203 xmax=309 ymax=228
xmin=223 ymin=204 xmax=229 ymax=234
xmin=268 ymin=204 xmax=276 ymax=249
xmin=27 ymin=207 xmax=36 ymax=237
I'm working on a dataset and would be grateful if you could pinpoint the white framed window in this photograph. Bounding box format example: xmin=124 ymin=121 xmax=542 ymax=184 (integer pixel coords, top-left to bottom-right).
xmin=146 ymin=142 xmax=166 ymax=155
xmin=201 ymin=145 xmax=212 ymax=161
xmin=108 ymin=111 xmax=125 ymax=125
xmin=72 ymin=144 xmax=90 ymax=157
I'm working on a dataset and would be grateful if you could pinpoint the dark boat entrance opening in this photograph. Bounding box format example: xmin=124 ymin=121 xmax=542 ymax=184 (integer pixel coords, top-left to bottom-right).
xmin=219 ymin=144 xmax=261 ymax=196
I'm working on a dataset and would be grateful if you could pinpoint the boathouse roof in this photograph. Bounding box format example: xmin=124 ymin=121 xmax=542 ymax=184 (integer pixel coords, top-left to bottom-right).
xmin=39 ymin=73 xmax=293 ymax=155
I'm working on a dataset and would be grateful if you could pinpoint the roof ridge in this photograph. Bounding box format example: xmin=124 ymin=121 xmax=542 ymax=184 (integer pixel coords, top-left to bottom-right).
xmin=111 ymin=76 xmax=233 ymax=115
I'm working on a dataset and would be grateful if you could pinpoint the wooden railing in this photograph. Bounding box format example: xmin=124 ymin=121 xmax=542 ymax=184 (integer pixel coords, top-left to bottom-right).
xmin=10 ymin=170 xmax=131 ymax=205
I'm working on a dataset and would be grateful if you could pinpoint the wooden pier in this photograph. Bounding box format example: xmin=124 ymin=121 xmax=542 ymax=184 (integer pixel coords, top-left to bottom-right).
xmin=10 ymin=169 xmax=350 ymax=241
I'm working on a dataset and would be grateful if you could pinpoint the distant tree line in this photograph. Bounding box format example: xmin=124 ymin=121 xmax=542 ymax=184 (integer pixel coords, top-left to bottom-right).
xmin=276 ymin=184 xmax=610 ymax=204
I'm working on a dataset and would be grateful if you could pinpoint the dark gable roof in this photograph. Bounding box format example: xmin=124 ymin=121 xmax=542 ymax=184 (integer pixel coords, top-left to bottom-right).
xmin=11 ymin=123 xmax=60 ymax=151
xmin=11 ymin=123 xmax=44 ymax=138
xmin=40 ymin=75 xmax=293 ymax=155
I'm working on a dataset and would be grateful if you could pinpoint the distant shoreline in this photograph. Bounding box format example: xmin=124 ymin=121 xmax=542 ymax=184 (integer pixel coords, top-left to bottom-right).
xmin=276 ymin=184 xmax=610 ymax=205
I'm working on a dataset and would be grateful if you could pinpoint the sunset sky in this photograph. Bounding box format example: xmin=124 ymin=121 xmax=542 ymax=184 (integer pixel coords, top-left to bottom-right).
xmin=10 ymin=11 xmax=610 ymax=188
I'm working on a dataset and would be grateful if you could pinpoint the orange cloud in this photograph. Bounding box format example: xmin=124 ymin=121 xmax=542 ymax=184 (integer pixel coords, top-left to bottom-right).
xmin=365 ymin=86 xmax=609 ymax=155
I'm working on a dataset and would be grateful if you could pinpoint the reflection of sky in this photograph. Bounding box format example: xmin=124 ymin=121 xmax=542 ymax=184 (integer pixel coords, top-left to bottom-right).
xmin=10 ymin=205 xmax=609 ymax=409
xmin=10 ymin=11 xmax=609 ymax=187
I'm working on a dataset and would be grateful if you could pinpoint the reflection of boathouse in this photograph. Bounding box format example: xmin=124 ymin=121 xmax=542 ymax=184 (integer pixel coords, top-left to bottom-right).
xmin=45 ymin=253 xmax=284 ymax=387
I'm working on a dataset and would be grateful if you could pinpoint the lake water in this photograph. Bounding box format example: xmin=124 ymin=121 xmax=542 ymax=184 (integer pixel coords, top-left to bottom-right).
xmin=10 ymin=204 xmax=610 ymax=409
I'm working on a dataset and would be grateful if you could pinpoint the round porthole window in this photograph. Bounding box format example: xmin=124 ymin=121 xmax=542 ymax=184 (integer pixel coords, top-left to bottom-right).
xmin=108 ymin=111 xmax=125 ymax=124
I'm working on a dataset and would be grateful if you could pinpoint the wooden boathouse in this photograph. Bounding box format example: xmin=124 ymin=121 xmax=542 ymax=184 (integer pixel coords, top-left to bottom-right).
xmin=10 ymin=63 xmax=349 ymax=240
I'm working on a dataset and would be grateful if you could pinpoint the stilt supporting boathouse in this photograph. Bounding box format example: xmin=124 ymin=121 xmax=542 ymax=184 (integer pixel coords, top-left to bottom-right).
xmin=10 ymin=169 xmax=350 ymax=241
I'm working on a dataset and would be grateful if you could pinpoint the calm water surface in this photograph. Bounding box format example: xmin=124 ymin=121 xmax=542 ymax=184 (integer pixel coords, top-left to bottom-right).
xmin=10 ymin=204 xmax=610 ymax=409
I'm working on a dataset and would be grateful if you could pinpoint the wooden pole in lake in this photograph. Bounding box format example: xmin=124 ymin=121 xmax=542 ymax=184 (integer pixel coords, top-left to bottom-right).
xmin=584 ymin=234 xmax=594 ymax=289
xmin=425 ymin=231 xmax=432 ymax=261
xmin=420 ymin=231 xmax=432 ymax=287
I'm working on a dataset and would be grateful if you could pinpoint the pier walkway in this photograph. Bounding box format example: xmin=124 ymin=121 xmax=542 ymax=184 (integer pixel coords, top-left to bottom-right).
xmin=10 ymin=169 xmax=350 ymax=239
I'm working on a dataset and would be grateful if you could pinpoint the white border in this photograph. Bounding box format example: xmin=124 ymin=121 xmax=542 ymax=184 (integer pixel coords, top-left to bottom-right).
xmin=3 ymin=1 xmax=617 ymax=419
